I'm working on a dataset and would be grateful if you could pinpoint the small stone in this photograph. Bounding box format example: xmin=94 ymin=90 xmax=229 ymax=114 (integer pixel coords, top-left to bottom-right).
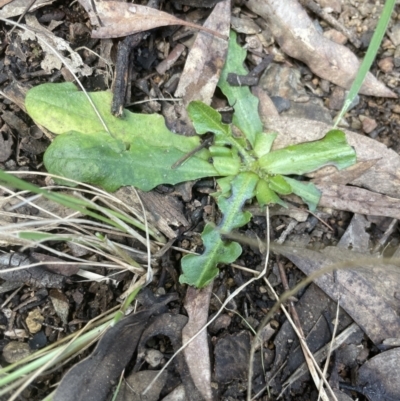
xmin=3 ymin=341 xmax=31 ymax=363
xmin=29 ymin=331 xmax=47 ymax=350
xmin=394 ymin=46 xmax=400 ymax=68
xmin=259 ymin=323 xmax=276 ymax=343
xmin=389 ymin=23 xmax=400 ymax=46
xmin=360 ymin=116 xmax=378 ymax=134
xmin=49 ymin=289 xmax=69 ymax=324
xmin=378 ymin=57 xmax=394 ymax=73
xmin=270 ymin=96 xmax=291 ymax=113
xmin=4 ymin=329 xmax=28 ymax=339
xmin=350 ymin=118 xmax=362 ymax=131
xmin=208 ymin=314 xmax=231 ymax=334
xmin=324 ymin=29 xmax=347 ymax=45
xmin=319 ymin=0 xmax=341 ymax=13
xmin=392 ymin=104 xmax=400 ymax=114
xmin=319 ymin=79 xmax=331 ymax=93
xmin=231 ymin=16 xmax=261 ymax=35
xmin=214 ymin=331 xmax=251 ymax=382
xmin=26 ymin=309 xmax=44 ymax=334
xmin=328 ymin=87 xmax=345 ymax=110
xmin=144 ymin=349 xmax=164 ymax=367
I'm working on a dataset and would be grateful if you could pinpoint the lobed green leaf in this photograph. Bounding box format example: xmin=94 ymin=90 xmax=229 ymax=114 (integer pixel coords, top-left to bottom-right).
xmin=258 ymin=130 xmax=356 ymax=175
xmin=218 ymin=31 xmax=263 ymax=146
xmin=180 ymin=172 xmax=258 ymax=287
xmin=25 ymin=82 xmax=202 ymax=154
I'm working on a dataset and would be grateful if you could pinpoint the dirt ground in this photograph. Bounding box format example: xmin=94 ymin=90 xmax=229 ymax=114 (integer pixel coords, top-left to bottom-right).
xmin=1 ymin=0 xmax=400 ymax=400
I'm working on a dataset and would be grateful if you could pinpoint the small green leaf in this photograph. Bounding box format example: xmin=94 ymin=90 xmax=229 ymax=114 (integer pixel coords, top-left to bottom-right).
xmin=187 ymin=101 xmax=230 ymax=139
xmin=215 ymin=176 xmax=235 ymax=197
xmin=188 ymin=100 xmax=255 ymax=165
xmin=179 ymin=224 xmax=242 ymax=288
xmin=218 ymin=31 xmax=263 ymax=146
xmin=258 ymin=130 xmax=356 ymax=175
xmin=209 ymin=145 xmax=233 ymax=157
xmin=212 ymin=157 xmax=240 ymax=176
xmin=44 ymin=131 xmax=218 ymax=192
xmin=268 ymin=175 xmax=292 ymax=195
xmin=255 ymin=179 xmax=287 ymax=208
xmin=283 ymin=177 xmax=321 ymax=211
xmin=253 ymin=132 xmax=277 ymax=158
xmin=180 ymin=172 xmax=258 ymax=288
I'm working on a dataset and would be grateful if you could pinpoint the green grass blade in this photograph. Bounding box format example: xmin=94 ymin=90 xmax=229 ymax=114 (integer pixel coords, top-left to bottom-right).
xmin=334 ymin=0 xmax=396 ymax=127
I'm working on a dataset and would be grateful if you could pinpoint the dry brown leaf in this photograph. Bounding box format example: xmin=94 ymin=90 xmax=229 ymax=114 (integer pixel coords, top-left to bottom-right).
xmin=356 ymin=348 xmax=400 ymax=401
xmin=182 ymin=284 xmax=213 ymax=401
xmin=0 ymin=0 xmax=53 ymax=18
xmin=247 ymin=0 xmax=396 ymax=98
xmin=276 ymin=245 xmax=400 ymax=344
xmin=264 ymin=116 xmax=400 ymax=199
xmin=80 ymin=1 xmax=227 ymax=40
xmin=175 ymin=0 xmax=230 ymax=106
xmin=316 ymin=184 xmax=400 ymax=220
xmin=311 ymin=160 xmax=378 ymax=186
xmin=20 ymin=14 xmax=92 ymax=76
xmin=339 ymin=214 xmax=371 ymax=253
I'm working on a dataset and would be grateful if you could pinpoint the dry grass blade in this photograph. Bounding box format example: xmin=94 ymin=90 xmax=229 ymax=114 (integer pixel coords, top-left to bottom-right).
xmin=0 ymin=177 xmax=154 ymax=397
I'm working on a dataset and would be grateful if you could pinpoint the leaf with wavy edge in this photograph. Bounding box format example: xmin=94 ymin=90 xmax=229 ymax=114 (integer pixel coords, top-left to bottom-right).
xmin=179 ymin=172 xmax=258 ymax=287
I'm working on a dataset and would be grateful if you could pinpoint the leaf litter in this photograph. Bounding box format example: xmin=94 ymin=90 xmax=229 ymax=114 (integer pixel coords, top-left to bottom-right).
xmin=247 ymin=0 xmax=397 ymax=98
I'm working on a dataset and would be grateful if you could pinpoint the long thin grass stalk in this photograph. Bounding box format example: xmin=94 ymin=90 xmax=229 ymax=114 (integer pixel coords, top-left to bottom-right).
xmin=334 ymin=0 xmax=397 ymax=127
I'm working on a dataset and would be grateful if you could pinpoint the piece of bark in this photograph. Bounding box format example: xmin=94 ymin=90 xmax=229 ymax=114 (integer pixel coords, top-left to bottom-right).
xmin=252 ymin=86 xmax=279 ymax=117
xmin=182 ymin=284 xmax=213 ymax=401
xmin=111 ymin=33 xmax=144 ymax=117
xmin=316 ymin=184 xmax=400 ymax=220
xmin=246 ymin=0 xmax=396 ymax=98
xmin=31 ymin=252 xmax=80 ymax=276
xmin=311 ymin=160 xmax=378 ymax=186
xmin=0 ymin=126 xmax=13 ymax=162
xmin=1 ymin=81 xmax=29 ymax=112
